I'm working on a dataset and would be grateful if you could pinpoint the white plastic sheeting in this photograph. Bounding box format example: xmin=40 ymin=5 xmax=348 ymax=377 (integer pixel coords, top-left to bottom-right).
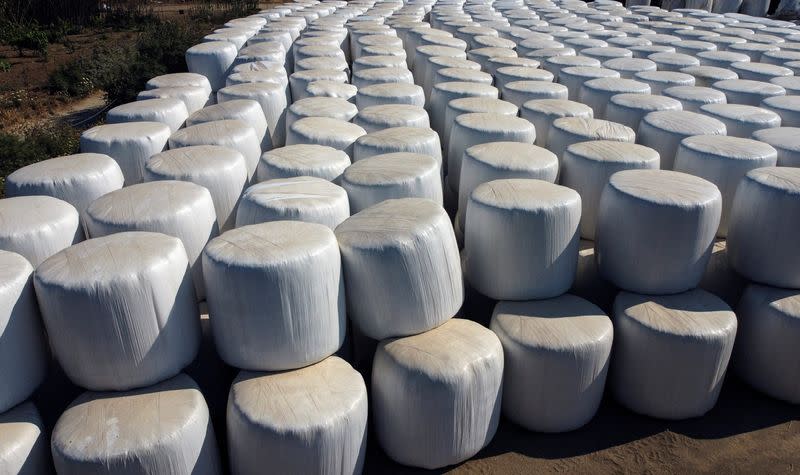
xmin=353 ymin=126 xmax=442 ymax=165
xmin=203 ymin=221 xmax=344 ymax=370
xmin=633 ymin=70 xmax=695 ymax=95
xmin=596 ymin=169 xmax=721 ymax=294
xmin=354 ymin=104 xmax=430 ymax=132
xmin=428 ymin=81 xmax=499 ymax=137
xmin=697 ymin=51 xmax=750 ymax=69
xmin=352 ymin=66 xmax=414 ymax=89
xmin=542 ymin=56 xmax=601 ymax=82
xmin=520 ymin=99 xmax=594 ymax=147
xmin=227 ymin=357 xmax=367 ymax=475
xmin=490 ymin=295 xmax=612 ymax=432
xmin=464 ymin=179 xmax=580 ymax=300
xmin=712 ymin=79 xmax=787 ymax=106
xmin=495 ymin=66 xmax=554 ymax=91
xmin=286 ymin=117 xmax=366 ymax=158
xmin=107 ymin=98 xmax=188 ymax=133
xmin=342 ymin=152 xmax=443 ymax=212
xmin=352 ymin=54 xmax=407 ymax=74
xmin=548 ymin=117 xmax=636 ymax=165
xmin=602 ymin=57 xmax=657 ymax=79
xmin=372 ymin=319 xmax=503 ymax=469
xmin=286 ymin=97 xmax=359 ymax=132
xmin=661 ymin=85 xmax=727 ymax=113
xmin=443 ymin=98 xmax=518 ymax=151
xmin=289 ymin=69 xmax=349 ymax=101
xmin=34 ymin=232 xmax=201 ymax=391
xmin=256 ymin=144 xmax=350 ymax=182
xmin=579 ymin=77 xmax=651 ymax=119
xmin=335 ymin=198 xmax=462 ymax=340
xmin=605 ymin=93 xmax=683 ymax=132
xmin=52 ymin=373 xmax=221 ymax=474
xmin=0 ymin=252 xmax=47 ymax=414
xmin=636 ymin=110 xmax=726 ymax=169
xmin=611 ymin=289 xmax=736 ymax=419
xmin=187 ymin=99 xmax=271 ymax=150
xmin=235 ymin=42 xmax=288 ymax=68
xmin=0 ymin=196 xmax=82 ymax=267
xmin=225 ymin=69 xmax=291 ymax=105
xmin=169 ymin=120 xmax=262 ymax=181
xmin=138 ymin=86 xmax=210 ymax=115
xmin=0 ymin=402 xmax=49 ymax=475
xmin=752 ymin=127 xmax=800 ymax=167
xmin=731 ymin=62 xmax=793 ymax=83
xmin=698 ymin=103 xmax=781 ymax=138
xmin=680 ymin=66 xmax=739 ymax=88
xmin=356 ymin=83 xmax=425 ymax=108
xmin=557 ymin=66 xmax=620 ymax=101
xmin=501 ymin=81 xmax=570 ymax=108
xmin=305 ymin=79 xmax=358 ymax=103
xmin=762 ymin=96 xmax=800 ymax=127
xmin=562 ymin=141 xmax=660 ymax=240
xmin=727 ymin=167 xmax=800 ymax=288
xmin=735 ymin=284 xmax=800 ymax=403
xmin=146 ymin=72 xmax=213 ymax=97
xmin=217 ymin=82 xmax=289 ymax=147
xmin=235 ymin=177 xmax=349 ymax=229
xmin=648 ymin=51 xmax=700 ymax=71
xmin=80 ymin=122 xmax=170 ymax=185
xmin=674 ymin=135 xmax=777 ymax=237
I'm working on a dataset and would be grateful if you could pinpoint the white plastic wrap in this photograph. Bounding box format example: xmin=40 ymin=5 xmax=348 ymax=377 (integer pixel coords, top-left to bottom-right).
xmin=520 ymin=99 xmax=594 ymax=148
xmin=107 ymin=98 xmax=188 ymax=133
xmin=602 ymin=57 xmax=657 ymax=79
xmin=637 ymin=110 xmax=727 ymax=169
xmin=169 ymin=119 xmax=262 ymax=181
xmin=137 ymin=86 xmax=211 ymax=115
xmin=306 ymin=79 xmax=358 ymax=103
xmin=763 ymin=96 xmax=800 ymax=128
xmin=52 ymin=373 xmax=221 ymax=474
xmin=34 ymin=232 xmax=201 ymax=391
xmin=352 ymin=54 xmax=407 ymax=74
xmin=351 ymin=66 xmax=414 ymax=90
xmin=596 ymin=169 xmax=722 ymax=294
xmin=186 ymin=41 xmax=239 ymax=92
xmin=0 ymin=402 xmax=49 ymax=475
xmin=752 ymin=127 xmax=800 ymax=167
xmin=235 ymin=177 xmax=349 ymax=229
xmin=225 ymin=69 xmax=291 ymax=105
xmin=204 ymin=31 xmax=248 ymax=50
xmin=259 ymin=140 xmax=347 ymax=181
xmin=203 ymin=221 xmax=344 ymax=370
xmin=428 ymin=82 xmax=499 ymax=138
xmin=662 ymin=85 xmax=728 ymax=113
xmin=5 ymin=153 xmax=123 ymax=225
xmin=433 ymin=68 xmax=493 ymax=88
xmin=698 ymin=103 xmax=781 ymax=138
xmin=605 ymin=93 xmax=683 ymax=132
xmin=727 ymin=167 xmax=800 ymax=288
xmin=712 ymin=79 xmax=787 ymax=106
xmin=582 ymin=47 xmax=634 ymax=62
xmin=562 ymin=141 xmax=661 ymax=240
xmin=353 ymin=126 xmax=442 ymax=167
xmin=728 ymin=44 xmax=781 ymax=64
xmin=485 ymin=56 xmax=541 ymax=77
xmin=356 ymin=83 xmax=425 ymax=108
xmin=648 ymin=51 xmax=701 ymax=71
xmin=731 ymin=62 xmax=793 ymax=83
xmin=80 ymin=122 xmax=170 ymax=185
xmin=495 ymin=66 xmax=554 ymax=91
xmin=335 ymin=198 xmax=462 ymax=340
xmin=286 ymin=97 xmax=358 ymax=133
xmin=353 ymin=104 xmax=429 ymax=133
xmin=146 ymin=72 xmax=212 ymax=95
xmin=422 ymin=56 xmax=482 ymax=101
xmin=633 ymin=70 xmax=695 ymax=95
xmin=735 ymin=284 xmax=800 ymax=403
xmin=413 ymin=45 xmax=468 ymax=86
xmin=547 ymin=117 xmax=636 ymax=165
xmin=490 ymin=295 xmax=612 ymax=432
xmin=579 ymin=77 xmax=651 ymax=119
xmin=463 ymin=179 xmax=580 ymax=300
xmin=611 ymin=289 xmax=736 ymax=419
xmin=443 ymin=98 xmax=518 ymax=151
xmin=217 ymin=82 xmax=288 ymax=148
xmin=697 ymin=50 xmax=750 ymax=69
xmin=542 ymin=55 xmax=601 ymax=81
xmin=227 ymin=357 xmax=367 ymax=475
xmin=771 ymin=76 xmax=800 ymax=96
xmin=372 ymin=319 xmax=503 ymax=469
xmin=0 ymin=196 xmax=81 ymax=267
xmin=187 ymin=99 xmax=270 ymax=149
xmin=501 ymin=81 xmax=570 ymax=107
xmin=289 ymin=69 xmax=349 ymax=101
xmin=235 ymin=42 xmax=288 ymax=68
xmin=680 ymin=65 xmax=739 ymax=88
xmin=286 ymin=117 xmax=366 ymax=158
xmin=557 ymin=66 xmax=620 ymax=101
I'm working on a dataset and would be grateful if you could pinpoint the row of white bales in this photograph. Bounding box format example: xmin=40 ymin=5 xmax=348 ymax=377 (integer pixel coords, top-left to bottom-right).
xmin=1 ymin=0 xmax=800 ymax=472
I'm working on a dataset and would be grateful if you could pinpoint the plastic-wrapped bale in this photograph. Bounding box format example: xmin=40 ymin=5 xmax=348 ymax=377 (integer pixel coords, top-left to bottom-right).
xmin=660 ymin=85 xmax=727 ymax=113
xmin=580 ymin=47 xmax=634 ymax=63
xmin=712 ymin=79 xmax=787 ymax=106
xmin=335 ymin=198 xmax=462 ymax=340
xmin=463 ymin=179 xmax=580 ymax=300
xmin=604 ymin=94 xmax=682 ymax=132
xmin=547 ymin=117 xmax=636 ymax=166
xmin=456 ymin=142 xmax=559 ymax=240
xmin=526 ymin=47 xmax=579 ymax=63
xmin=204 ymin=30 xmax=248 ymax=50
xmin=557 ymin=66 xmax=620 ymax=101
xmin=187 ymin=99 xmax=270 ymax=150
xmin=629 ymin=44 xmax=677 ymax=59
xmin=490 ymin=295 xmax=612 ymax=432
xmin=501 ymin=81 xmax=570 ymax=108
xmin=637 ymin=110 xmax=726 ymax=169
xmin=106 ymin=99 xmax=188 ymax=133
xmin=146 ymin=72 xmax=212 ymax=97
xmin=35 ymin=231 xmax=200 ymax=390
xmin=80 ymin=122 xmax=170 ymax=185
xmin=185 ymin=42 xmax=238 ymax=93
xmin=422 ymin=57 xmax=482 ymax=101
xmin=698 ymin=103 xmax=781 ymax=138
xmin=443 ymin=98 xmax=518 ymax=151
xmin=203 ymin=221 xmax=344 ymax=370
xmin=579 ymin=78 xmax=650 ymax=120
xmin=752 ymin=127 xmax=800 ymax=167
xmin=351 ymin=66 xmax=414 ymax=89
xmin=285 ymin=97 xmax=358 ymax=134
xmin=520 ymin=99 xmax=594 ymax=148
xmin=728 ymin=42 xmax=781 ymax=62
xmin=729 ymin=62 xmax=794 ymax=84
xmin=294 ymin=46 xmax=347 ymax=72
xmin=5 ymin=153 xmax=123 ymax=226
xmin=697 ymin=50 xmax=749 ymax=68
xmin=727 ymin=167 xmax=800 ymax=289
xmin=761 ymin=49 xmax=800 ymax=67
xmin=679 ymin=65 xmax=739 ymax=87
xmin=633 ymin=70 xmax=695 ymax=95
xmin=234 ymin=42 xmax=288 ymax=70
xmin=562 ymin=141 xmax=660 ymax=240
xmin=288 ymin=69 xmax=348 ymax=102
xmin=342 ymin=153 xmax=442 ymax=212
xmin=467 ymin=46 xmax=518 ymax=69
xmin=225 ymin=69 xmax=291 ymax=105
xmin=0 ymin=402 xmax=49 ymax=474
xmin=542 ymin=55 xmax=601 ymax=81
xmin=596 ymin=169 xmax=721 ymax=294
xmin=169 ymin=120 xmax=262 ymax=182
xmin=759 ymin=96 xmax=800 ymax=127
xmin=355 ymin=34 xmax=404 ymax=60
xmin=356 ymin=83 xmax=425 ymax=108
xmin=257 ymin=144 xmax=350 ymax=182
xmin=0 ymin=196 xmax=81 ymax=267
xmin=286 ymin=117 xmax=366 ymax=159
xmin=137 ymin=86 xmax=211 ymax=116
xmin=735 ymin=284 xmax=800 ymax=403
xmin=494 ymin=67 xmax=554 ymax=92
xmin=428 ymin=82 xmax=500 ymax=138
xmin=672 ymin=39 xmax=717 ymax=56
xmin=485 ymin=56 xmax=541 ymax=77
xmin=771 ymin=76 xmax=800 ymax=96
xmin=230 ymin=59 xmax=285 ymax=76
xmin=372 ymin=319 xmax=502 ymax=469
xmin=611 ymin=289 xmax=736 ymax=419
xmin=674 ymin=135 xmax=777 ymax=237
xmin=353 ymin=104 xmax=429 ymax=133
xmin=52 ymin=373 xmax=220 ymax=474
xmin=352 ymin=54 xmax=407 ymax=74
xmin=235 ymin=177 xmax=349 ymax=229
xmin=433 ymin=68 xmax=494 ymax=90
xmin=447 ymin=114 xmax=536 ymax=193
xmin=412 ymin=45 xmax=468 ymax=86
xmin=217 ymin=82 xmax=288 ymax=148
xmin=600 ymin=57 xmax=657 ymax=80
xmin=353 ymin=126 xmax=442 ymax=167
xmin=306 ymin=79 xmax=358 ymax=103
xmin=227 ymin=357 xmax=367 ymax=475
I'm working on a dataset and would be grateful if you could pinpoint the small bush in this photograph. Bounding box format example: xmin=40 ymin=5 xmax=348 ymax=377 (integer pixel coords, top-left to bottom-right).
xmin=0 ymin=58 xmax=10 ymax=73
xmin=0 ymin=21 xmax=50 ymax=57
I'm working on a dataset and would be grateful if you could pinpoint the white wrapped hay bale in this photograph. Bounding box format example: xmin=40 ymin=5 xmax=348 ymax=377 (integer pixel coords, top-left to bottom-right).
xmin=294 ymin=46 xmax=347 ymax=72
xmin=205 ymin=31 xmax=248 ymax=50
xmin=235 ymin=177 xmax=349 ymax=229
xmin=335 ymin=198 xmax=462 ymax=340
xmin=464 ymin=179 xmax=580 ymax=300
xmin=305 ymin=79 xmax=358 ymax=103
xmin=728 ymin=42 xmax=781 ymax=62
xmin=354 ymin=104 xmax=430 ymax=133
xmin=637 ymin=110 xmax=726 ymax=169
xmin=146 ymin=72 xmax=212 ymax=97
xmin=490 ymin=295 xmax=612 ymax=432
xmin=680 ymin=65 xmax=739 ymax=88
xmin=501 ymin=81 xmax=570 ymax=108
xmin=630 ymin=44 xmax=677 ymax=59
xmin=203 ymin=221 xmax=344 ymax=370
xmin=495 ymin=67 xmax=554 ymax=92
xmin=697 ymin=50 xmax=750 ymax=68
xmin=169 ymin=120 xmax=262 ymax=181
xmin=562 ymin=141 xmax=660 ymax=240
xmin=422 ymin=57 xmax=482 ymax=101
xmin=372 ymin=319 xmax=503 ymax=469
xmin=106 ymin=98 xmax=188 ymax=133
xmin=673 ymin=39 xmax=717 ymax=56
xmin=752 ymin=127 xmax=800 ymax=167
xmin=187 ymin=99 xmax=270 ymax=149
xmin=342 ymin=152 xmax=442 ymax=212
xmin=601 ymin=57 xmax=657 ymax=79
xmin=443 ymin=98 xmax=518 ymax=151
xmin=485 ymin=56 xmax=541 ymax=77
xmin=257 ymin=144 xmax=350 ymax=182
xmin=0 ymin=252 xmax=47 ymax=414
xmin=186 ymin=42 xmax=238 ymax=92
xmin=137 ymin=86 xmax=211 ymax=115
xmin=0 ymin=196 xmax=81 ymax=267
xmin=712 ymin=79 xmax=787 ymax=106
xmin=5 ymin=153 xmax=123 ymax=226
xmin=633 ymin=70 xmax=696 ymax=95
xmin=144 ymin=146 xmax=248 ymax=233
xmin=351 ymin=66 xmax=414 ymax=89
xmin=699 ymin=103 xmax=781 ymax=138
xmin=674 ymin=135 xmax=777 ymax=237
xmin=288 ymin=69 xmax=349 ymax=102
xmin=579 ymin=78 xmax=650 ymax=119
xmin=428 ymin=81 xmax=500 ymax=137
xmin=727 ymin=167 xmax=800 ymax=288
xmin=542 ymin=55 xmax=601 ymax=81
xmin=235 ymin=42 xmax=288 ymax=69
xmin=80 ymin=122 xmax=170 ymax=185
xmin=225 ymin=69 xmax=291 ymax=105
xmin=52 ymin=373 xmax=221 ymax=474
xmin=596 ymin=169 xmax=721 ymax=294
xmin=433 ymin=68 xmax=494 ymax=88
xmin=648 ymin=52 xmax=701 ymax=72
xmin=352 ymin=54 xmax=407 ymax=74
xmin=217 ymin=82 xmax=288 ymax=148
xmin=228 ymin=357 xmax=367 ymax=475
xmin=353 ymin=126 xmax=442 ymax=167
xmin=605 ymin=93 xmax=683 ymax=131
xmin=660 ymin=84 xmax=726 ymax=112
xmin=611 ymin=289 xmax=736 ymax=419
xmin=287 ymin=117 xmax=366 ymax=158
xmin=771 ymin=76 xmax=800 ymax=96
xmin=735 ymin=284 xmax=800 ymax=403
xmin=548 ymin=117 xmax=636 ymax=165
xmin=0 ymin=402 xmax=48 ymax=475
xmin=759 ymin=96 xmax=800 ymax=127
xmin=34 ymin=232 xmax=201 ymax=391
xmin=557 ymin=66 xmax=620 ymax=101
xmin=520 ymin=99 xmax=594 ymax=148
xmin=285 ymin=97 xmax=358 ymax=133
xmin=730 ymin=62 xmax=794 ymax=83
xmin=356 ymin=83 xmax=425 ymax=108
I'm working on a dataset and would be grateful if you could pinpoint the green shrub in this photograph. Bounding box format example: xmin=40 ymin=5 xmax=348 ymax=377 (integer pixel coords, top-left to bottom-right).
xmin=0 ymin=21 xmax=49 ymax=57
xmin=0 ymin=59 xmax=10 ymax=73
